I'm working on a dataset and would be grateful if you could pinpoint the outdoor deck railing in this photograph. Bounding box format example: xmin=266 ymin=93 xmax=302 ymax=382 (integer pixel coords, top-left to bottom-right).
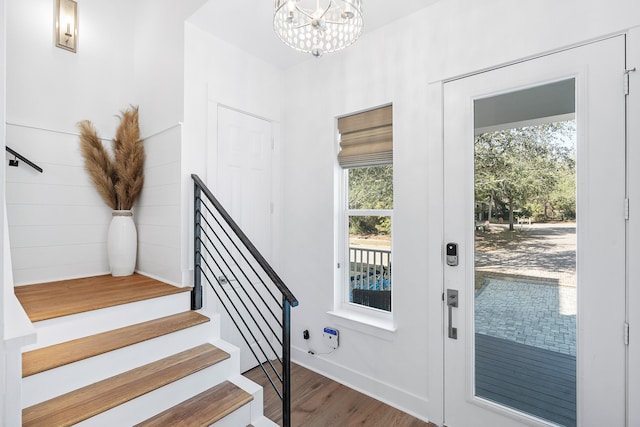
xmin=191 ymin=174 xmax=298 ymax=427
xmin=349 ymin=247 xmax=391 ymax=311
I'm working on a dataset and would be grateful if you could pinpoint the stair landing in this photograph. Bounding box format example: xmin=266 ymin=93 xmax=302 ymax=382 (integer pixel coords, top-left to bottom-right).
xmin=15 ymin=273 xmax=191 ymax=322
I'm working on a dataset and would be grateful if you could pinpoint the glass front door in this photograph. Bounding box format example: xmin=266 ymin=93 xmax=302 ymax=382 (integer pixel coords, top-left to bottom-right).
xmin=443 ymin=36 xmax=627 ymax=427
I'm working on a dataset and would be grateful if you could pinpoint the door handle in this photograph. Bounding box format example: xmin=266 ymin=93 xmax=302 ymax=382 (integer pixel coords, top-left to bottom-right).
xmin=447 ymin=289 xmax=458 ymax=339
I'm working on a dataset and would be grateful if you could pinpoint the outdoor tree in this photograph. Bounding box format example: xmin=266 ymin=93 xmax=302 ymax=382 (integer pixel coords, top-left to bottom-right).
xmin=475 ymin=121 xmax=575 ymax=230
xmin=548 ymin=162 xmax=576 ymax=220
xmin=348 ymin=165 xmax=393 ymax=235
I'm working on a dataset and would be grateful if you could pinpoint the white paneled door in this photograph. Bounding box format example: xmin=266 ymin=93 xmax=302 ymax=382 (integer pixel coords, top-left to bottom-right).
xmin=214 ymin=105 xmax=274 ymax=373
xmin=443 ymin=36 xmax=627 ymax=426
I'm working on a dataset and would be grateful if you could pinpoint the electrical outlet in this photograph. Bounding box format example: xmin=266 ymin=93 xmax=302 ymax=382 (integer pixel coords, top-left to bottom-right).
xmin=303 ymin=329 xmax=310 ymax=340
xmin=323 ymin=327 xmax=339 ymax=349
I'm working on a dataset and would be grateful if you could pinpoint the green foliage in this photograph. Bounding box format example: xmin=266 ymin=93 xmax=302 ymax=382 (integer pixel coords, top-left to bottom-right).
xmin=349 ymin=165 xmax=393 ymax=209
xmin=375 ymin=216 xmax=392 ymax=234
xmin=549 ymin=164 xmax=577 ymax=219
xmin=475 ymin=121 xmax=576 ymax=227
xmin=349 ymin=215 xmax=391 ymax=235
xmin=348 ymin=165 xmax=393 ymax=235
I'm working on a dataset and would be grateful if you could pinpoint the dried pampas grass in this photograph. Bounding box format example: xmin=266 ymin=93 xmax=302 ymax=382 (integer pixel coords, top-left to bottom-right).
xmin=78 ymin=106 xmax=145 ymax=211
xmin=78 ymin=120 xmax=118 ymax=210
xmin=113 ymin=106 xmax=145 ymax=210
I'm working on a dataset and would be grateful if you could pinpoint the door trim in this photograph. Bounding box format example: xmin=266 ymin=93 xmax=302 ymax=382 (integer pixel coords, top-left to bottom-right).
xmin=626 ymin=26 xmax=640 ymax=427
xmin=438 ymin=32 xmax=627 ymax=85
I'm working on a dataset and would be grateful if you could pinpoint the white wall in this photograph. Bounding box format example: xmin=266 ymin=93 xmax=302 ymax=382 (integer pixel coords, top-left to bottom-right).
xmin=5 ymin=0 xmax=136 ymax=284
xmin=132 ymin=0 xmax=207 ymax=287
xmin=6 ymin=0 xmax=135 ymax=135
xmin=1 ymin=0 xmax=7 ymax=418
xmin=5 ymin=0 xmax=205 ymax=286
xmin=132 ymin=0 xmax=206 ymax=135
xmin=3 ymin=3 xmax=38 ymax=425
xmin=5 ymin=125 xmax=113 ymax=284
xmin=4 ymin=121 xmax=185 ymax=286
xmin=278 ymin=0 xmax=640 ymax=423
xmin=182 ymin=22 xmax=285 ymax=286
xmin=128 ymin=0 xmax=209 ymax=287
xmin=135 ymin=125 xmax=182 ymax=286
xmin=281 ymin=15 xmax=433 ymax=420
xmin=423 ymin=0 xmax=640 ymax=83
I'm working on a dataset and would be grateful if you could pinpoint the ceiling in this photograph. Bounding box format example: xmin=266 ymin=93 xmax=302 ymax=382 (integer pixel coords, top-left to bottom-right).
xmin=474 ymin=79 xmax=576 ymax=134
xmin=187 ymin=0 xmax=440 ymax=69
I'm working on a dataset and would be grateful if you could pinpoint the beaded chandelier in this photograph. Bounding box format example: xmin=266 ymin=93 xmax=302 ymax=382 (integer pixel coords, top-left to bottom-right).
xmin=273 ymin=0 xmax=364 ymax=57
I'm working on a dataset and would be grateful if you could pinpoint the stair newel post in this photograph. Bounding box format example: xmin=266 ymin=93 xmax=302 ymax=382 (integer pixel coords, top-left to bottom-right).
xmin=282 ymin=297 xmax=292 ymax=427
xmin=192 ymin=183 xmax=203 ymax=310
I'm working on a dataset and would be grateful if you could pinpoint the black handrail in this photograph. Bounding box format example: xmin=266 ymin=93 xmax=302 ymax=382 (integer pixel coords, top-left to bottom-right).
xmin=5 ymin=146 xmax=43 ymax=173
xmin=192 ymin=174 xmax=298 ymax=427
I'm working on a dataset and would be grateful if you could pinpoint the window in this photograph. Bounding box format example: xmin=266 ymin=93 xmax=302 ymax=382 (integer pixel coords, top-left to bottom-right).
xmin=346 ymin=166 xmax=393 ymax=311
xmin=337 ymin=105 xmax=393 ymax=313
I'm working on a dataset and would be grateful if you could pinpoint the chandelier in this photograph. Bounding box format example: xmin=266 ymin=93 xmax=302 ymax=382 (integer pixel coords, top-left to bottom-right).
xmin=273 ymin=0 xmax=364 ymax=57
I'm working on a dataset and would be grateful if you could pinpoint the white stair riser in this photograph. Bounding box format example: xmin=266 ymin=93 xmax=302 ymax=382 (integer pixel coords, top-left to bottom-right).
xmin=209 ymin=339 xmax=241 ymax=373
xmin=211 ymin=403 xmax=252 ymax=427
xmin=230 ymin=374 xmax=266 ymax=422
xmin=250 ymin=416 xmax=280 ymax=427
xmin=22 ymin=322 xmax=221 ymax=407
xmin=199 ymin=310 xmax=222 ymax=338
xmin=23 ymin=292 xmax=191 ymax=351
xmin=73 ymin=360 xmax=245 ymax=426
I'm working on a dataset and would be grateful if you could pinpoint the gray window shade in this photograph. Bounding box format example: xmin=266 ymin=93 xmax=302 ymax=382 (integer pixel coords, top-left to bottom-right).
xmin=338 ymin=105 xmax=392 ymax=168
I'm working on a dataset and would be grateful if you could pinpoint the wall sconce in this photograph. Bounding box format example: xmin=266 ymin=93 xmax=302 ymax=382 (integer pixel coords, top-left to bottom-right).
xmin=55 ymin=0 xmax=77 ymax=53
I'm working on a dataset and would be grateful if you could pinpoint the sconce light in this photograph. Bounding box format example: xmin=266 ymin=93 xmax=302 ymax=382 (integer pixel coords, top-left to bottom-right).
xmin=55 ymin=0 xmax=77 ymax=53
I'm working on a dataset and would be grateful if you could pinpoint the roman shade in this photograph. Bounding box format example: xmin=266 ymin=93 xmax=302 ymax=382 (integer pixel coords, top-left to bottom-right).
xmin=337 ymin=105 xmax=393 ymax=168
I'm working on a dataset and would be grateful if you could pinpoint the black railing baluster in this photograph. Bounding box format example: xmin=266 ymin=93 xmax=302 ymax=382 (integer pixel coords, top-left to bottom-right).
xmin=201 ymin=198 xmax=282 ymax=307
xmin=192 ymin=187 xmax=203 ymax=310
xmin=200 ymin=205 xmax=284 ymax=333
xmin=282 ymin=298 xmax=292 ymax=427
xmin=191 ymin=174 xmax=297 ymax=427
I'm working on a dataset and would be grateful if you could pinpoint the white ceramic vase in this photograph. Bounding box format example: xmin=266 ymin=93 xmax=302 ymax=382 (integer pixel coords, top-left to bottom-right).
xmin=107 ymin=210 xmax=137 ymax=276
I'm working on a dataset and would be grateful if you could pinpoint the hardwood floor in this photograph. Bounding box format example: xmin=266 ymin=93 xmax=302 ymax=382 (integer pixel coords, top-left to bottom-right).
xmin=245 ymin=362 xmax=436 ymax=427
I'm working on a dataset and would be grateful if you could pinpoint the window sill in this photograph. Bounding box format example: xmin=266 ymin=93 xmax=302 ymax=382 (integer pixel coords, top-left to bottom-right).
xmin=327 ymin=309 xmax=397 ymax=341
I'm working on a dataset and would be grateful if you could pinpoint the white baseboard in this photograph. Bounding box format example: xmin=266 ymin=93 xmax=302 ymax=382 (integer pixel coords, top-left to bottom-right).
xmin=290 ymin=345 xmax=431 ymax=423
xmin=135 ymin=269 xmax=183 ymax=288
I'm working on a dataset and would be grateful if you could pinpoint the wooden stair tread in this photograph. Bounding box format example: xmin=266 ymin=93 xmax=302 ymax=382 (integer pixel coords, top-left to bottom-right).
xmin=22 ymin=344 xmax=230 ymax=427
xmin=15 ymin=273 xmax=191 ymax=322
xmin=135 ymin=381 xmax=253 ymax=426
xmin=23 ymin=311 xmax=210 ymax=377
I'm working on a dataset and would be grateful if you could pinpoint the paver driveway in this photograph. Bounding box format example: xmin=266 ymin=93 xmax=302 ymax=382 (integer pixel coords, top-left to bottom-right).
xmin=474 ymin=222 xmax=576 ymax=354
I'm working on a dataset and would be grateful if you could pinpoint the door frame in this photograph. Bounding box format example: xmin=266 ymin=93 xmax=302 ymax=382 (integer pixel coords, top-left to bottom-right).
xmin=434 ymin=34 xmax=631 ymax=427
xmin=205 ymin=101 xmax=284 ymax=271
xmin=626 ymin=26 xmax=640 ymax=427
xmin=204 ymin=101 xmax=283 ymax=372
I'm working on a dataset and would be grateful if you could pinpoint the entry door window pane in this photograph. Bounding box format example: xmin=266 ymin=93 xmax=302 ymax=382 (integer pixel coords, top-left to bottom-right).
xmin=473 ymin=80 xmax=577 ymax=427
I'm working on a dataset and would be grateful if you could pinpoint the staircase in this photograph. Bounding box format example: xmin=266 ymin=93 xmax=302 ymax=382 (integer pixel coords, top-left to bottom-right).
xmin=15 ymin=273 xmax=276 ymax=427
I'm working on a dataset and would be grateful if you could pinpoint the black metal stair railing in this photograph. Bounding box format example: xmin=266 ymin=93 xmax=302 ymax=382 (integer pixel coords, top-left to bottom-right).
xmin=191 ymin=174 xmax=298 ymax=427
